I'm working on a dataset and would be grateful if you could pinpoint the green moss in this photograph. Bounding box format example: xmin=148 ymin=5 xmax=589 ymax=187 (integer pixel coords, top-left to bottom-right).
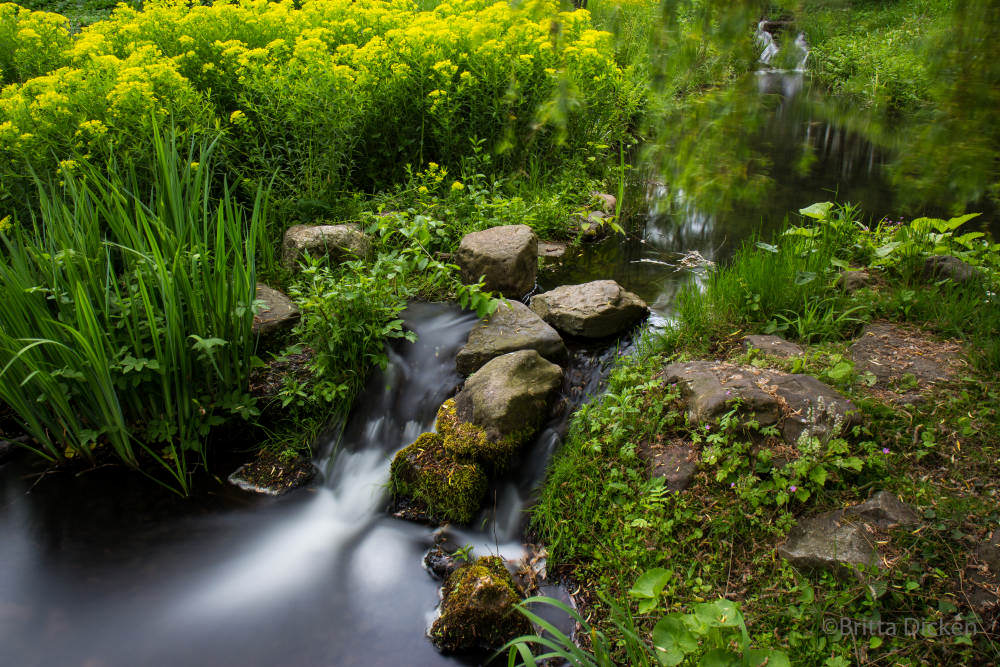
xmin=389 ymin=432 xmax=487 ymax=524
xmin=431 ymin=555 xmax=531 ymax=653
xmin=436 ymin=399 xmax=532 ymax=474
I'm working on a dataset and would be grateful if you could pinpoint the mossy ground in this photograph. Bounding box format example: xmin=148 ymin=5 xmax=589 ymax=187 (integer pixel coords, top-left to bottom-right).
xmin=529 ymin=209 xmax=1000 ymax=665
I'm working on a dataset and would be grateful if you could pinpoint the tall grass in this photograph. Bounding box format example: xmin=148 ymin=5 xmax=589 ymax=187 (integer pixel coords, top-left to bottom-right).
xmin=0 ymin=129 xmax=266 ymax=493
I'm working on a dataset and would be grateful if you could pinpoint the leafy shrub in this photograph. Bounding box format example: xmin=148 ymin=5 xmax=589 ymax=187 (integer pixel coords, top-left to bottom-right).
xmin=0 ymin=3 xmax=72 ymax=85
xmin=0 ymin=0 xmax=640 ymax=214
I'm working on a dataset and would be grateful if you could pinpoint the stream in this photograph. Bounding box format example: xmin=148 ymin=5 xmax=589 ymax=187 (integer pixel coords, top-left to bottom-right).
xmin=0 ymin=51 xmax=995 ymax=667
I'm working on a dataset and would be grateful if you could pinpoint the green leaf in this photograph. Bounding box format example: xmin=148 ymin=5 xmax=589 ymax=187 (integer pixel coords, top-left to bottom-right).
xmin=652 ymin=614 xmax=698 ymax=666
xmin=693 ymin=600 xmax=743 ymax=628
xmin=869 ymin=636 xmax=883 ymax=649
xmin=799 ymin=202 xmax=834 ymax=220
xmin=698 ymin=648 xmax=741 ymax=667
xmin=629 ymin=568 xmax=672 ymax=599
xmin=945 ymin=212 xmax=980 ymax=230
xmin=755 ymin=242 xmax=779 ymax=253
xmin=875 ymin=241 xmax=901 ymax=258
xmin=794 ymin=271 xmax=817 ymax=285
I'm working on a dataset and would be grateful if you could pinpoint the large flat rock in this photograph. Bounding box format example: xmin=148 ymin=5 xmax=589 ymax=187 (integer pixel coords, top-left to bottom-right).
xmin=456 ymin=300 xmax=567 ymax=376
xmin=530 ymin=280 xmax=648 ymax=339
xmin=455 ymin=225 xmax=537 ymax=299
xmin=849 ymin=322 xmax=964 ymax=388
xmin=662 ymin=361 xmax=858 ymax=444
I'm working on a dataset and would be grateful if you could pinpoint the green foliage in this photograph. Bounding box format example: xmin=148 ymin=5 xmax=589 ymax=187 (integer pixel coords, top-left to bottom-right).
xmin=0 ymin=0 xmax=640 ymax=216
xmin=283 ymin=255 xmax=416 ymax=412
xmin=0 ymin=129 xmax=263 ymax=493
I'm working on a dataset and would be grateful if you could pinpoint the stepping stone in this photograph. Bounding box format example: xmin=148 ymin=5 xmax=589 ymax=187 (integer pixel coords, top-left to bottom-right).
xmin=455 ymin=224 xmax=537 ymax=299
xmin=849 ymin=322 xmax=963 ymax=387
xmin=530 ymin=280 xmax=648 ymax=339
xmin=456 ymin=300 xmax=567 ymax=376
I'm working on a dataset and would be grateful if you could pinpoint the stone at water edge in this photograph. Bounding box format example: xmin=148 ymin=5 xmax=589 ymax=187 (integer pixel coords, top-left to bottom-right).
xmin=228 ymin=451 xmax=315 ymax=496
xmin=430 ymin=556 xmax=532 ymax=654
xmin=455 ymin=224 xmax=538 ymax=299
xmin=778 ymin=492 xmax=919 ymax=573
xmin=252 ymin=283 xmax=299 ymax=340
xmin=454 ymin=349 xmax=563 ymax=443
xmin=741 ymin=334 xmax=805 ymax=358
xmin=390 ymin=432 xmax=488 ymax=525
xmin=922 ymin=255 xmax=982 ymax=285
xmin=456 ymin=300 xmax=568 ymax=376
xmin=537 ymin=241 xmax=568 ymax=268
xmin=662 ymin=361 xmax=859 ymax=445
xmin=281 ymin=223 xmax=371 ymax=269
xmin=530 ymin=280 xmax=648 ymax=339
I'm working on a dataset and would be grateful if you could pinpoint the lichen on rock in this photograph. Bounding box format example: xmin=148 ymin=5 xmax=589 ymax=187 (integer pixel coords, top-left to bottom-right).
xmin=430 ymin=555 xmax=531 ymax=654
xmin=389 ymin=432 xmax=487 ymax=524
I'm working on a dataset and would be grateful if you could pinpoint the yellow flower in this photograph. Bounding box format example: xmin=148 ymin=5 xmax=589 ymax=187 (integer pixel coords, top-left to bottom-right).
xmin=0 ymin=215 xmax=11 ymax=233
xmin=451 ymin=180 xmax=464 ymax=191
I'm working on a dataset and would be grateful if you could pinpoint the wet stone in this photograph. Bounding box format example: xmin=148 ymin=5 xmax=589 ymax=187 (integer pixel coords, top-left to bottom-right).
xmin=530 ymin=280 xmax=648 ymax=339
xmin=742 ymin=334 xmax=805 ymax=358
xmin=228 ymin=451 xmax=315 ymax=496
xmin=455 ymin=300 xmax=567 ymax=376
xmin=430 ymin=556 xmax=531 ymax=654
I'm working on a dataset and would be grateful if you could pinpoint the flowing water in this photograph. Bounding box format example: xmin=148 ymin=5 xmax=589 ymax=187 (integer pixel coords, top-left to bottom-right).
xmin=0 ymin=37 xmax=996 ymax=667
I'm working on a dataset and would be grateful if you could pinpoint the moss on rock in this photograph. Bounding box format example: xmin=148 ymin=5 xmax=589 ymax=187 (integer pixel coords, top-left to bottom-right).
xmin=436 ymin=399 xmax=529 ymax=474
xmin=390 ymin=432 xmax=487 ymax=524
xmin=431 ymin=555 xmax=532 ymax=654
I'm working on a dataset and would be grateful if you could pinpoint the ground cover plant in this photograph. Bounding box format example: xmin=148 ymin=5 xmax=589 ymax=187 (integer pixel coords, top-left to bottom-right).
xmin=524 ymin=203 xmax=1000 ymax=664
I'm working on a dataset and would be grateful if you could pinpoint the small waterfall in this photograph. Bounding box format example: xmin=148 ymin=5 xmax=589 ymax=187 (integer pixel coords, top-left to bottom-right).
xmin=755 ymin=20 xmax=809 ymax=71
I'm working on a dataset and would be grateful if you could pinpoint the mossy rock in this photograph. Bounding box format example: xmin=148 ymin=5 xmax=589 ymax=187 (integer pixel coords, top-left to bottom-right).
xmin=436 ymin=399 xmax=528 ymax=474
xmin=430 ymin=556 xmax=532 ymax=653
xmin=390 ymin=432 xmax=487 ymax=524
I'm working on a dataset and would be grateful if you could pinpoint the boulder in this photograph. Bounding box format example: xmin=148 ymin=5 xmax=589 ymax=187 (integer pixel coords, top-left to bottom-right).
xmin=978 ymin=529 xmax=1000 ymax=573
xmin=590 ymin=192 xmax=617 ymax=214
xmin=454 ymin=350 xmax=562 ymax=443
xmin=455 ymin=225 xmax=538 ymax=299
xmin=922 ymin=255 xmax=982 ymax=284
xmin=742 ymin=334 xmax=804 ymax=358
xmin=456 ymin=300 xmax=568 ymax=376
xmin=530 ymin=280 xmax=648 ymax=339
xmin=662 ymin=361 xmax=858 ymax=445
xmin=430 ymin=556 xmax=532 ymax=653
xmin=778 ymin=492 xmax=918 ymax=573
xmin=282 ymin=223 xmax=371 ymax=269
xmin=252 ymin=284 xmax=299 ymax=340
xmin=778 ymin=511 xmax=880 ymax=571
xmin=837 ymin=269 xmax=872 ymax=293
xmin=390 ymin=432 xmax=487 ymax=525
xmin=845 ymin=491 xmax=920 ymax=529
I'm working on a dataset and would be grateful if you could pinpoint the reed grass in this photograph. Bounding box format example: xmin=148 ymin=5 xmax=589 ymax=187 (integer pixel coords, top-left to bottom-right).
xmin=0 ymin=128 xmax=266 ymax=493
